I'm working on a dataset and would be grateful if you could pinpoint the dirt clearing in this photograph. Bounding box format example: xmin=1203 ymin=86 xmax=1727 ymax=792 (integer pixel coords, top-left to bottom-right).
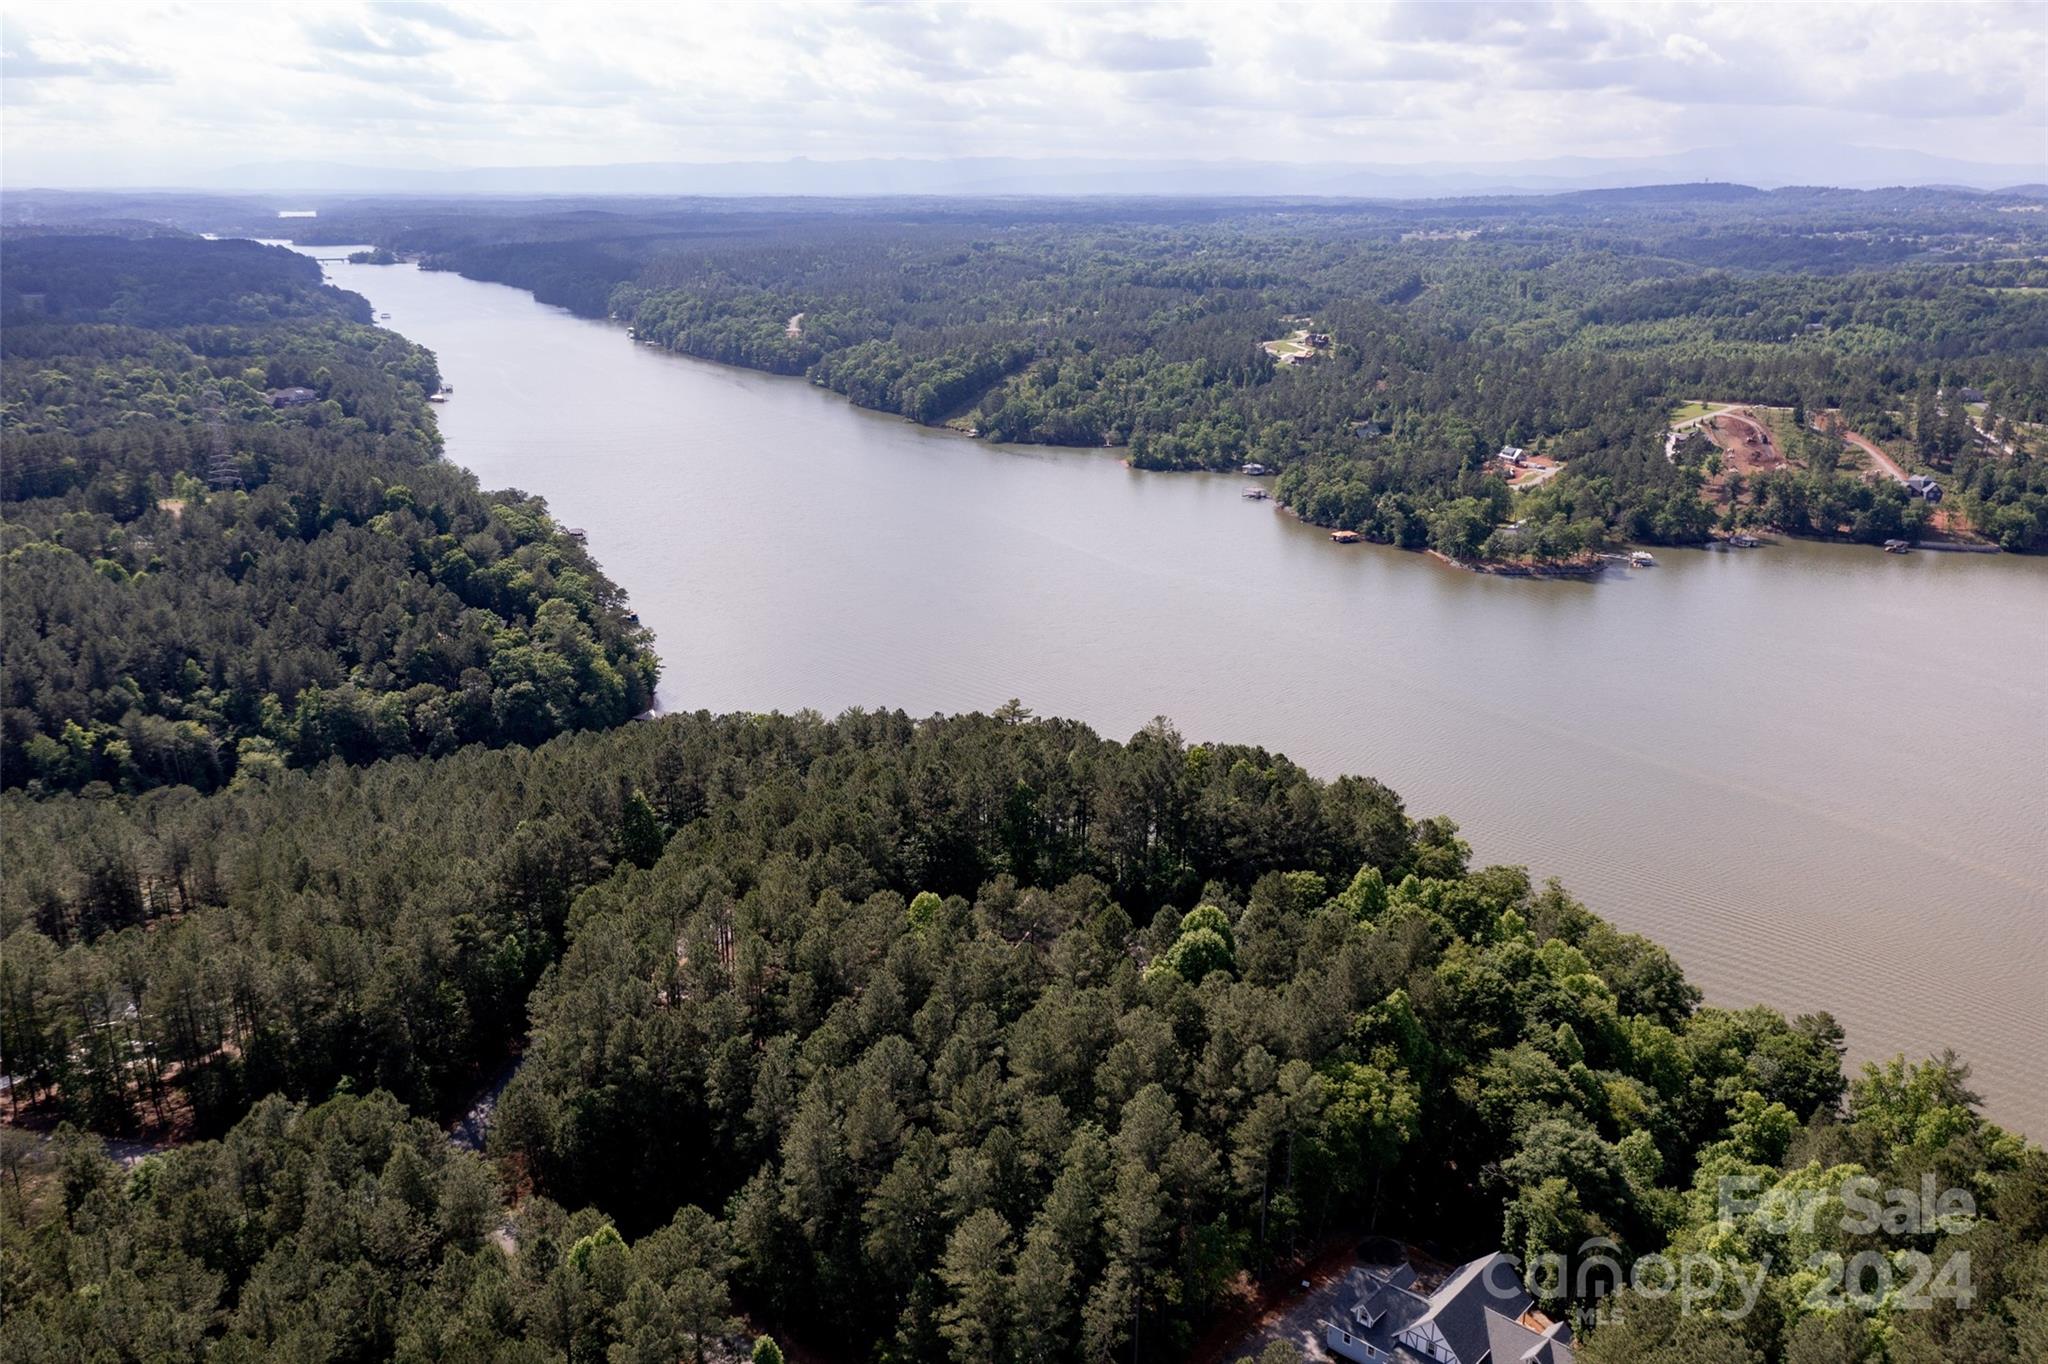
xmin=1703 ymin=409 xmax=1788 ymax=479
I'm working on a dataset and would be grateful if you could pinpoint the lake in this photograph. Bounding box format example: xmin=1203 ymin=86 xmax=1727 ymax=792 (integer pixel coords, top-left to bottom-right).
xmin=298 ymin=246 xmax=2048 ymax=1136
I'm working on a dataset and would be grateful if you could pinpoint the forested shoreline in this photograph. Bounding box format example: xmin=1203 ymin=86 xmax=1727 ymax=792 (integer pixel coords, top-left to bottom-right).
xmin=4 ymin=709 xmax=2043 ymax=1362
xmin=197 ymin=184 xmax=2048 ymax=557
xmin=1 ymin=235 xmax=658 ymax=794
xmin=1 ymin=220 xmax=2044 ymax=1364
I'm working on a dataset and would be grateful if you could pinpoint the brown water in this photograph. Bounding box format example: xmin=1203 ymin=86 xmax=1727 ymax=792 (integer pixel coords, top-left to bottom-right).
xmin=303 ymin=247 xmax=2048 ymax=1135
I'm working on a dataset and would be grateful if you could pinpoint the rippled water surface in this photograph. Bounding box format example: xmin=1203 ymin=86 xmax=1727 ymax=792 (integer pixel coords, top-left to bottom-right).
xmin=304 ymin=246 xmax=2048 ymax=1134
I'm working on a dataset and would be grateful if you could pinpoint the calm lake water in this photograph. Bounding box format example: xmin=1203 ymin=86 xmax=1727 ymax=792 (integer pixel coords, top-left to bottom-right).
xmin=299 ymin=246 xmax=2048 ymax=1136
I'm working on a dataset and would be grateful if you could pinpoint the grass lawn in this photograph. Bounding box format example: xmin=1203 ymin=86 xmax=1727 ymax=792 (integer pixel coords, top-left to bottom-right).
xmin=1746 ymin=405 xmax=1799 ymax=446
xmin=1669 ymin=400 xmax=1730 ymax=424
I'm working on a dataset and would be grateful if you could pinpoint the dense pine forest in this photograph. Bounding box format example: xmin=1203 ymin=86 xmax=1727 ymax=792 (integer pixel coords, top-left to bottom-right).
xmin=3 ymin=709 xmax=2043 ymax=1362
xmin=127 ymin=185 xmax=2048 ymax=556
xmin=8 ymin=704 xmax=2039 ymax=1351
xmin=1 ymin=221 xmax=2043 ymax=1364
xmin=0 ymin=235 xmax=657 ymax=793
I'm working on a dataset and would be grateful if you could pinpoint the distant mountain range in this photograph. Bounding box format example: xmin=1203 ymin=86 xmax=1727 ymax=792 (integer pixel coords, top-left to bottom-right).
xmin=121 ymin=146 xmax=2047 ymax=198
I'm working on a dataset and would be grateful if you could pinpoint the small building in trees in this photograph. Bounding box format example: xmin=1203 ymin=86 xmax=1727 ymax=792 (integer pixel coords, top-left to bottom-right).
xmin=268 ymin=386 xmax=319 ymax=408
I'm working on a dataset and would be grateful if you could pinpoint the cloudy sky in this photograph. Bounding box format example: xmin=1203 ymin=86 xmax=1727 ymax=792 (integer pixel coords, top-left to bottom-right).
xmin=3 ymin=0 xmax=2044 ymax=184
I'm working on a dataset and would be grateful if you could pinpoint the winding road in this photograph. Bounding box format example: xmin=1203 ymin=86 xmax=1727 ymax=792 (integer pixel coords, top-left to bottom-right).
xmin=1841 ymin=429 xmax=1909 ymax=484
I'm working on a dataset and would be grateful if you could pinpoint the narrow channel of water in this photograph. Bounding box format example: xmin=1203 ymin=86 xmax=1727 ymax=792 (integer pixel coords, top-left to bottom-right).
xmin=303 ymin=247 xmax=2048 ymax=1135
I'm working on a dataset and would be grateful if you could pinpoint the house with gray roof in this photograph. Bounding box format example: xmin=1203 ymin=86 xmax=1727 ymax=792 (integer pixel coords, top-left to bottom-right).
xmin=1325 ymin=1252 xmax=1573 ymax=1364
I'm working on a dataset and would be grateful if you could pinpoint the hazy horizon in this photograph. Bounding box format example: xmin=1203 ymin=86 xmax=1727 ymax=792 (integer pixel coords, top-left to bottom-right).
xmin=8 ymin=147 xmax=2048 ymax=199
xmin=4 ymin=1 xmax=2044 ymax=192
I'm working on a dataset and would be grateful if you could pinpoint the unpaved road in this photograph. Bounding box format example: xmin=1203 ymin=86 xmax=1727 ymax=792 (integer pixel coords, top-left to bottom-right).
xmin=1664 ymin=403 xmax=1732 ymax=463
xmin=1195 ymin=1239 xmax=1424 ymax=1364
xmin=1711 ymin=410 xmax=1783 ymax=466
xmin=1196 ymin=1246 xmax=1360 ymax=1364
xmin=1842 ymin=430 xmax=1909 ymax=484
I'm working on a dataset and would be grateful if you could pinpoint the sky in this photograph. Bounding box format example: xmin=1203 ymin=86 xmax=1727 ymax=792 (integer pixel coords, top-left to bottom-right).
xmin=3 ymin=0 xmax=2045 ymax=186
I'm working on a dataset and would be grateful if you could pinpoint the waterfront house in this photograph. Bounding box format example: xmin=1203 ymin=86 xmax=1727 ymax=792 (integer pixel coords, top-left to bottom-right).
xmin=1325 ymin=1253 xmax=1573 ymax=1364
xmin=268 ymin=386 xmax=319 ymax=408
xmin=1905 ymin=475 xmax=1944 ymax=503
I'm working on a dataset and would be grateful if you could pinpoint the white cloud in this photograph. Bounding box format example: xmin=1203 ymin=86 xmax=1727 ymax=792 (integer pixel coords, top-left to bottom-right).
xmin=1661 ymin=33 xmax=1719 ymax=66
xmin=1 ymin=0 xmax=2042 ymax=184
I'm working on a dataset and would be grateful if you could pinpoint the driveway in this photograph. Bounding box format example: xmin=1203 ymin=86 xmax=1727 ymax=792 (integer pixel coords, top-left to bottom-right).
xmin=1221 ymin=1270 xmax=1349 ymax=1362
xmin=1842 ymin=430 xmax=1909 ymax=484
xmin=1203 ymin=1240 xmax=1420 ymax=1364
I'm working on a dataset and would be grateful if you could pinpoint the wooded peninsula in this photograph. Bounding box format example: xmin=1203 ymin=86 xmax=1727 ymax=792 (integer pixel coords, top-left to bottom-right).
xmin=151 ymin=183 xmax=2048 ymax=558
xmin=0 ymin=227 xmax=2042 ymax=1364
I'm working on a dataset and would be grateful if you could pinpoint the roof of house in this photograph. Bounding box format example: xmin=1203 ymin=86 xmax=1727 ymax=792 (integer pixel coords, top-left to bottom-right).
xmin=1483 ymin=1307 xmax=1573 ymax=1364
xmin=1357 ymin=1271 xmax=1428 ymax=1333
xmin=1414 ymin=1254 xmax=1533 ymax=1363
xmin=1337 ymin=1252 xmax=1567 ymax=1364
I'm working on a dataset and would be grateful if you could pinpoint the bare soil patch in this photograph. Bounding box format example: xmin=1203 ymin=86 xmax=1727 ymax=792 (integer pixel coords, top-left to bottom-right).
xmin=1507 ymin=453 xmax=1562 ymax=490
xmin=1704 ymin=409 xmax=1788 ymax=479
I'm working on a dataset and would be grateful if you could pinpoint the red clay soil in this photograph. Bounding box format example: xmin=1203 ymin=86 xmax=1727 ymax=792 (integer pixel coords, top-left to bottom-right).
xmin=1506 ymin=455 xmax=1562 ymax=490
xmin=1838 ymin=431 xmax=1983 ymax=537
xmin=2 ymin=1044 xmax=240 ymax=1152
xmin=1185 ymin=1233 xmax=1369 ymax=1364
xmin=1810 ymin=426 xmax=1986 ymax=541
xmin=1923 ymin=504 xmax=1983 ymax=539
xmin=1703 ymin=409 xmax=1789 ymax=482
xmin=1840 ymin=429 xmax=1909 ymax=484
